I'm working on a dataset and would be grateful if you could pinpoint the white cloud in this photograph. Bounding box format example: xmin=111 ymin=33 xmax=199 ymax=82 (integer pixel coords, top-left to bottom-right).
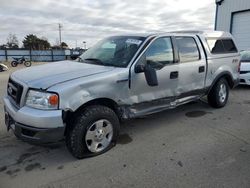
xmin=0 ymin=0 xmax=215 ymax=48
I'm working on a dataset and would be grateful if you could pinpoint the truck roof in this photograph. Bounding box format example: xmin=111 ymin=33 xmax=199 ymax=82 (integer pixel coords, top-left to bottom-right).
xmin=169 ymin=30 xmax=233 ymax=38
xmin=113 ymin=30 xmax=233 ymax=39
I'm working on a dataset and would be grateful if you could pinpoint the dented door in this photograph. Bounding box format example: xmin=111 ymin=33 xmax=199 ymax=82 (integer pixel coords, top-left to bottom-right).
xmin=129 ymin=37 xmax=179 ymax=106
xmin=175 ymin=36 xmax=206 ymax=98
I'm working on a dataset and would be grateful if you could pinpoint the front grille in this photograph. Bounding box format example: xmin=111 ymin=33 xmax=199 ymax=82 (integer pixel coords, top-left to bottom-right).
xmin=7 ymin=78 xmax=23 ymax=106
xmin=240 ymin=71 xmax=250 ymax=74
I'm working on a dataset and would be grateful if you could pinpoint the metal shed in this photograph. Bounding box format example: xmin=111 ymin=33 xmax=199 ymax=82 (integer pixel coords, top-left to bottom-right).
xmin=215 ymin=0 xmax=250 ymax=50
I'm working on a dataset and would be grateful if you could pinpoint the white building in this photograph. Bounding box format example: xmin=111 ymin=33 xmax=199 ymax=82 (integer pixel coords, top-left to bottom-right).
xmin=215 ymin=0 xmax=250 ymax=50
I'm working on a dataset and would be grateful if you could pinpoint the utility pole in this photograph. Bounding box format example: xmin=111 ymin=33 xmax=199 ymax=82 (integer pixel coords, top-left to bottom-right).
xmin=83 ymin=41 xmax=86 ymax=50
xmin=58 ymin=23 xmax=62 ymax=48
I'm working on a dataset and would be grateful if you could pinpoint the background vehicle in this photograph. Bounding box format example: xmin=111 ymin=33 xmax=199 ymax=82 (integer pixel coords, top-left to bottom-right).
xmin=0 ymin=63 xmax=8 ymax=72
xmin=239 ymin=50 xmax=250 ymax=85
xmin=70 ymin=48 xmax=85 ymax=60
xmin=11 ymin=56 xmax=32 ymax=67
xmin=3 ymin=31 xmax=240 ymax=159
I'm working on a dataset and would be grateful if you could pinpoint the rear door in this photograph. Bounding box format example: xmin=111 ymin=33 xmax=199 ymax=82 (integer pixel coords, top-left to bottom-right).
xmin=175 ymin=36 xmax=207 ymax=99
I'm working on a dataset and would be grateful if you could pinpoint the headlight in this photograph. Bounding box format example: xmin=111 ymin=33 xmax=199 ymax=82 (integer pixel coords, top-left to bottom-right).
xmin=25 ymin=90 xmax=59 ymax=110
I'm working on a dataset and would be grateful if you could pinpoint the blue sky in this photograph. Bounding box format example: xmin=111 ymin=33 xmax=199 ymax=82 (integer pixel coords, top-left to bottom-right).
xmin=0 ymin=0 xmax=216 ymax=48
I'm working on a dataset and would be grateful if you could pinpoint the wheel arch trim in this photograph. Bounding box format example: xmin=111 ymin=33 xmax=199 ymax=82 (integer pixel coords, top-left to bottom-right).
xmin=63 ymin=98 xmax=121 ymax=135
xmin=207 ymin=71 xmax=234 ymax=95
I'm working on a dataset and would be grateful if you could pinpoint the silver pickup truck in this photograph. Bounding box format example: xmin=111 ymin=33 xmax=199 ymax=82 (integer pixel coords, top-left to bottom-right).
xmin=4 ymin=31 xmax=240 ymax=158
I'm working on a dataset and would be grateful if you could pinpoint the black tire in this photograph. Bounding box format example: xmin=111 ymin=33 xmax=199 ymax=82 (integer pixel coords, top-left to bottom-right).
xmin=11 ymin=61 xmax=18 ymax=67
xmin=208 ymin=78 xmax=229 ymax=108
xmin=24 ymin=61 xmax=32 ymax=67
xmin=66 ymin=105 xmax=120 ymax=159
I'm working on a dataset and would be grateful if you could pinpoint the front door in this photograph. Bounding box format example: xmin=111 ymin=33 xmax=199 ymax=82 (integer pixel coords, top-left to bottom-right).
xmin=129 ymin=36 xmax=179 ymax=113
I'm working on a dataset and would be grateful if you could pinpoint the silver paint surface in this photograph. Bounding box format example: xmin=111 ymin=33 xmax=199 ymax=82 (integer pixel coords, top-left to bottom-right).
xmin=3 ymin=31 xmax=241 ymax=128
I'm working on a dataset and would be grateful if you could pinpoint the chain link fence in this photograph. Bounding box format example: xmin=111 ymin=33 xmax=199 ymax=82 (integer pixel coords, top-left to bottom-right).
xmin=0 ymin=49 xmax=69 ymax=62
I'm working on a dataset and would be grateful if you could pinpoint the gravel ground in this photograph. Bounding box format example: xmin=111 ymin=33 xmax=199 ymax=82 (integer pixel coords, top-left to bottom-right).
xmin=0 ymin=63 xmax=250 ymax=188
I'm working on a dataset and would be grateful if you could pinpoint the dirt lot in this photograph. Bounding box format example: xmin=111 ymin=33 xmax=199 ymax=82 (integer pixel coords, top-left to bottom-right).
xmin=0 ymin=63 xmax=250 ymax=188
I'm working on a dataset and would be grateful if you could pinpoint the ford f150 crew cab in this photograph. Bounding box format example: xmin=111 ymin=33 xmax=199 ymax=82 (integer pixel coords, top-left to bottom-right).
xmin=3 ymin=31 xmax=240 ymax=158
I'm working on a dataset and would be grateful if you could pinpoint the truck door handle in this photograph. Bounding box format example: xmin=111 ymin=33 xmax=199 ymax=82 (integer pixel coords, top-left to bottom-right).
xmin=170 ymin=71 xmax=178 ymax=79
xmin=199 ymin=66 xmax=205 ymax=73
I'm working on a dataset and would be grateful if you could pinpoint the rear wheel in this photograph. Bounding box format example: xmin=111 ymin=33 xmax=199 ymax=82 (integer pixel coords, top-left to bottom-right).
xmin=208 ymin=78 xmax=229 ymax=108
xmin=24 ymin=61 xmax=32 ymax=67
xmin=11 ymin=61 xmax=18 ymax=67
xmin=66 ymin=105 xmax=120 ymax=159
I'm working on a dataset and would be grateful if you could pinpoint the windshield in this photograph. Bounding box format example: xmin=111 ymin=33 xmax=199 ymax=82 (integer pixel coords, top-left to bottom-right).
xmin=79 ymin=36 xmax=145 ymax=67
xmin=240 ymin=51 xmax=250 ymax=62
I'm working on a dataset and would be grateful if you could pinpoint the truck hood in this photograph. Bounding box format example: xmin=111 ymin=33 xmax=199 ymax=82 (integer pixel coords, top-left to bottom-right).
xmin=11 ymin=61 xmax=115 ymax=89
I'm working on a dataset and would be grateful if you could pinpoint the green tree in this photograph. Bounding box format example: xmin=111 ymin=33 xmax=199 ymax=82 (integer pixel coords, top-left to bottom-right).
xmin=23 ymin=34 xmax=51 ymax=50
xmin=52 ymin=42 xmax=68 ymax=49
xmin=61 ymin=42 xmax=68 ymax=49
xmin=39 ymin=37 xmax=51 ymax=50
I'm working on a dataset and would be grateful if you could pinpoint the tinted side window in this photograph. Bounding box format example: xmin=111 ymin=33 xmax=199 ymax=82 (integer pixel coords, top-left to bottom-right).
xmin=207 ymin=39 xmax=225 ymax=53
xmin=145 ymin=37 xmax=174 ymax=68
xmin=207 ymin=38 xmax=238 ymax=54
xmin=222 ymin=39 xmax=237 ymax=53
xmin=176 ymin=37 xmax=200 ymax=62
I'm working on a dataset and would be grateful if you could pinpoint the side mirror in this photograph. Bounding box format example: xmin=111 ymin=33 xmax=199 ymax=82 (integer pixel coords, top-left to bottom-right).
xmin=144 ymin=64 xmax=158 ymax=86
xmin=134 ymin=54 xmax=158 ymax=86
xmin=135 ymin=54 xmax=146 ymax=73
xmin=134 ymin=64 xmax=145 ymax=73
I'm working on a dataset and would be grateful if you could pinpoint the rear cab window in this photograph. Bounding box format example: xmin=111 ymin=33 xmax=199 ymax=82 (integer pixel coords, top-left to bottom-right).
xmin=206 ymin=38 xmax=238 ymax=54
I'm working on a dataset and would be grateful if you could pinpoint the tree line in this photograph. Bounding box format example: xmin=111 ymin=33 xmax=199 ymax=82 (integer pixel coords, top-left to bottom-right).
xmin=0 ymin=33 xmax=68 ymax=50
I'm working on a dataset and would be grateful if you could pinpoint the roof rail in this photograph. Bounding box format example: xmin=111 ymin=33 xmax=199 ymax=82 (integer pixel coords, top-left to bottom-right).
xmin=170 ymin=30 xmax=204 ymax=34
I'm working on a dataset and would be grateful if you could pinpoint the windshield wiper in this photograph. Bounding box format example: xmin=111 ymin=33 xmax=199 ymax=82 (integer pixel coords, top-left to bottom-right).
xmin=84 ymin=58 xmax=105 ymax=65
xmin=82 ymin=58 xmax=119 ymax=67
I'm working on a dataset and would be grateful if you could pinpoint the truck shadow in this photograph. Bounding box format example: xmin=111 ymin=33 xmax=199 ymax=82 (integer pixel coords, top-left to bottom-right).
xmin=234 ymin=85 xmax=250 ymax=90
xmin=0 ymin=100 xmax=217 ymax=178
xmin=120 ymin=100 xmax=213 ymax=136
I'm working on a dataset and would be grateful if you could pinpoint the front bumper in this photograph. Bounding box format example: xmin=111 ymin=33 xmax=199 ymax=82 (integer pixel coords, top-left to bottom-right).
xmin=3 ymin=96 xmax=65 ymax=143
xmin=240 ymin=73 xmax=250 ymax=85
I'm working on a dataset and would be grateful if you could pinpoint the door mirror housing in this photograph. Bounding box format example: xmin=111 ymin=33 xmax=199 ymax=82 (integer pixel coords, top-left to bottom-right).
xmin=134 ymin=64 xmax=145 ymax=73
xmin=144 ymin=64 xmax=158 ymax=86
xmin=134 ymin=53 xmax=158 ymax=86
xmin=135 ymin=54 xmax=146 ymax=73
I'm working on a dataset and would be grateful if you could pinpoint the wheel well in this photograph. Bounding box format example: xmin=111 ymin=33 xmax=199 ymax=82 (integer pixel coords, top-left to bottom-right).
xmin=63 ymin=98 xmax=121 ymax=135
xmin=222 ymin=74 xmax=234 ymax=88
xmin=212 ymin=73 xmax=234 ymax=89
xmin=77 ymin=98 xmax=120 ymax=115
xmin=207 ymin=73 xmax=234 ymax=95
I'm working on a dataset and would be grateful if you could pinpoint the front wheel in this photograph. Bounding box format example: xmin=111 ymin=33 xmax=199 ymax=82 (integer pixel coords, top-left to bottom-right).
xmin=208 ymin=78 xmax=229 ymax=108
xmin=24 ymin=61 xmax=32 ymax=67
xmin=66 ymin=105 xmax=120 ymax=159
xmin=11 ymin=61 xmax=18 ymax=67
